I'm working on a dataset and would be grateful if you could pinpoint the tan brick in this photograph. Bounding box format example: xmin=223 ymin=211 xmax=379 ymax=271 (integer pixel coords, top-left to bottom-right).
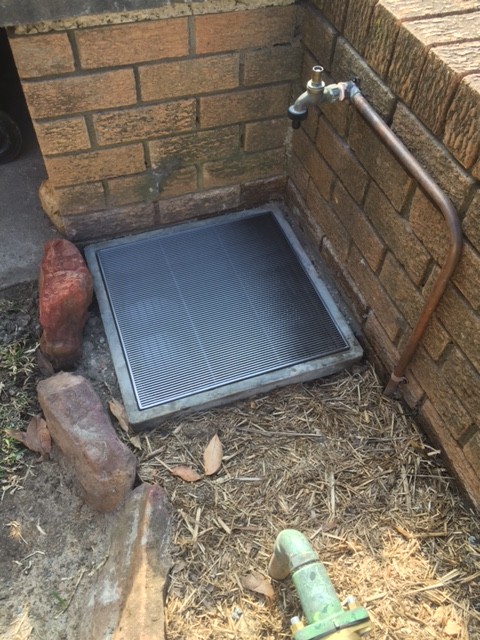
xmin=473 ymin=157 xmax=480 ymax=181
xmin=331 ymin=181 xmax=385 ymax=272
xmin=306 ymin=182 xmax=350 ymax=262
xmin=308 ymin=0 xmax=349 ymax=31
xmin=158 ymin=187 xmax=241 ymax=226
xmin=347 ymin=245 xmax=404 ymax=341
xmin=199 ymin=85 xmax=290 ymax=128
xmin=412 ymin=348 xmax=473 ymax=439
xmin=75 ymin=19 xmax=188 ymax=69
xmin=243 ymin=45 xmax=301 ymax=86
xmin=444 ymin=74 xmax=480 ymax=169
xmin=300 ymin=4 xmax=336 ymax=68
xmin=55 ymin=183 xmax=106 ymax=215
xmin=388 ymin=25 xmax=428 ymax=106
xmin=139 ymin=55 xmax=239 ymax=102
xmin=381 ymin=0 xmax=480 ymax=19
xmin=244 ymin=119 xmax=289 ymax=153
xmin=365 ymin=183 xmax=431 ymax=285
xmin=409 ymin=188 xmax=449 ymax=263
xmin=24 ymin=70 xmax=136 ymax=119
xmin=10 ymin=33 xmax=75 ymax=78
xmin=195 ymin=6 xmax=295 ymax=55
xmin=413 ymin=46 xmax=480 ymax=138
xmin=203 ymin=149 xmax=285 ymax=189
xmin=392 ymin=103 xmax=474 ymax=210
xmin=150 ymin=126 xmax=239 ymax=166
xmin=63 ymin=203 xmax=155 ymax=242
xmin=288 ymin=154 xmax=310 ymax=201
xmin=316 ymin=118 xmax=368 ymax=204
xmin=34 ymin=117 xmax=90 ymax=155
xmin=364 ymin=3 xmax=399 ymax=79
xmin=240 ymin=176 xmax=287 ymax=209
xmin=437 ymin=285 xmax=480 ymax=373
xmin=380 ymin=252 xmax=424 ymax=328
xmin=401 ymin=368 xmax=425 ymax=410
xmin=407 ymin=12 xmax=480 ymax=45
xmin=463 ymin=189 xmax=480 ymax=253
xmin=292 ymin=129 xmax=334 ymax=201
xmin=363 ymin=310 xmax=399 ymax=371
xmin=452 ymin=242 xmax=480 ymax=312
xmin=108 ymin=167 xmax=197 ymax=206
xmin=45 ymin=144 xmax=145 ymax=187
xmin=344 ymin=0 xmax=379 ymax=55
xmin=463 ymin=431 xmax=480 ymax=474
xmin=422 ymin=317 xmax=450 ymax=361
xmin=443 ymin=348 xmax=480 ymax=423
xmin=93 ymin=101 xmax=195 ymax=146
xmin=348 ymin=110 xmax=411 ymax=212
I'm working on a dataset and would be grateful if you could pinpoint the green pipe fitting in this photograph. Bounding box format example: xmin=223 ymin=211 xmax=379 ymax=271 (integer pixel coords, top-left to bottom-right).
xmin=268 ymin=530 xmax=370 ymax=640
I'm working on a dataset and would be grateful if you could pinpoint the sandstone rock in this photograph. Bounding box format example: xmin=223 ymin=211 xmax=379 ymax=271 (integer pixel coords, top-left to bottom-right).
xmin=80 ymin=483 xmax=172 ymax=640
xmin=39 ymin=238 xmax=93 ymax=369
xmin=37 ymin=373 xmax=136 ymax=512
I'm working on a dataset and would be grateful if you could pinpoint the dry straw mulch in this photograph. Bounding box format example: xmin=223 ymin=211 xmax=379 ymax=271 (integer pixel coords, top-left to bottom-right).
xmin=135 ymin=364 xmax=479 ymax=640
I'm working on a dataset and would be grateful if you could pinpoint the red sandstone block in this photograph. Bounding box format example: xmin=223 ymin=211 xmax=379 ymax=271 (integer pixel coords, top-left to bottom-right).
xmin=45 ymin=144 xmax=145 ymax=187
xmin=93 ymin=101 xmax=196 ymax=145
xmin=39 ymin=239 xmax=93 ymax=368
xmin=199 ymin=85 xmax=290 ymax=128
xmin=75 ymin=18 xmax=189 ymax=68
xmin=10 ymin=32 xmax=75 ymax=78
xmin=23 ymin=69 xmax=136 ymax=119
xmin=34 ymin=117 xmax=90 ymax=155
xmin=139 ymin=55 xmax=239 ymax=102
xmin=194 ymin=6 xmax=295 ymax=54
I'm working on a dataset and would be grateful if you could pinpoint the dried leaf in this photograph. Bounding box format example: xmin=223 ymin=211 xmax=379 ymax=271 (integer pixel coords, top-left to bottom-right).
xmin=240 ymin=572 xmax=274 ymax=600
xmin=444 ymin=619 xmax=462 ymax=636
xmin=109 ymin=399 xmax=130 ymax=433
xmin=169 ymin=465 xmax=202 ymax=483
xmin=129 ymin=435 xmax=142 ymax=450
xmin=204 ymin=434 xmax=223 ymax=476
xmin=6 ymin=415 xmax=51 ymax=460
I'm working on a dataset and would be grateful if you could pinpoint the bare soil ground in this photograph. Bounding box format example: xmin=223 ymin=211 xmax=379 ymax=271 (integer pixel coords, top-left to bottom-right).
xmin=0 ymin=284 xmax=479 ymax=640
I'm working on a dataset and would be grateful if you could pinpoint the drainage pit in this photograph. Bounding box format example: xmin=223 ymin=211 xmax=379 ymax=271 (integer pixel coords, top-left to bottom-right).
xmin=85 ymin=207 xmax=362 ymax=430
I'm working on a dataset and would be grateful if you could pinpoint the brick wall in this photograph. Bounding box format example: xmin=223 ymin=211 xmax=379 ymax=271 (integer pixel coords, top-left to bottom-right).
xmin=8 ymin=2 xmax=299 ymax=239
xmin=288 ymin=0 xmax=480 ymax=507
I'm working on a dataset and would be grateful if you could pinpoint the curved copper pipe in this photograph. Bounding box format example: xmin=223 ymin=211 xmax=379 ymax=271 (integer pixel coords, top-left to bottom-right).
xmin=349 ymin=92 xmax=463 ymax=396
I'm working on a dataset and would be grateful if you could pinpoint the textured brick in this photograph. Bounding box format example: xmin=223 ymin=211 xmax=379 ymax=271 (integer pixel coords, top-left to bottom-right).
xmin=331 ymin=181 xmax=385 ymax=272
xmin=34 ymin=117 xmax=90 ymax=155
xmin=452 ymin=242 xmax=480 ymax=312
xmin=316 ymin=118 xmax=368 ymax=204
xmin=56 ymin=183 xmax=106 ymax=215
xmin=108 ymin=167 xmax=197 ymax=206
xmin=473 ymin=157 xmax=480 ymax=180
xmin=381 ymin=0 xmax=480 ymax=18
xmin=306 ymin=182 xmax=349 ymax=262
xmin=347 ymin=244 xmax=404 ymax=341
xmin=24 ymin=69 xmax=136 ymax=119
xmin=365 ymin=183 xmax=431 ymax=285
xmin=380 ymin=252 xmax=423 ymax=328
xmin=344 ymin=0 xmax=379 ymax=55
xmin=422 ymin=317 xmax=450 ymax=361
xmin=10 ymin=33 xmax=74 ymax=78
xmin=300 ymin=4 xmax=336 ymax=69
xmin=332 ymin=37 xmax=395 ymax=119
xmin=139 ymin=55 xmax=239 ymax=102
xmin=407 ymin=12 xmax=480 ymax=45
xmin=292 ymin=128 xmax=334 ymax=200
xmin=413 ymin=45 xmax=480 ymax=137
xmin=240 ymin=176 xmax=287 ymax=209
xmin=400 ymin=368 xmax=425 ymax=410
xmin=93 ymin=101 xmax=195 ymax=145
xmin=349 ymin=111 xmax=411 ymax=212
xmin=443 ymin=74 xmax=480 ymax=169
xmin=195 ymin=6 xmax=295 ymax=54
xmin=288 ymin=154 xmax=310 ymax=201
xmin=412 ymin=348 xmax=473 ymax=439
xmin=364 ymin=3 xmax=399 ymax=79
xmin=45 ymin=145 xmax=145 ymax=187
xmin=244 ymin=119 xmax=289 ymax=153
xmin=158 ymin=187 xmax=241 ymax=226
xmin=392 ymin=103 xmax=474 ymax=210
xmin=63 ymin=203 xmax=155 ymax=241
xmin=363 ymin=310 xmax=399 ymax=371
xmin=75 ymin=18 xmax=188 ymax=68
xmin=409 ymin=188 xmax=449 ymax=263
xmin=203 ymin=149 xmax=284 ymax=189
xmin=308 ymin=0 xmax=349 ymax=31
xmin=200 ymin=85 xmax=290 ymax=128
xmin=243 ymin=45 xmax=301 ymax=86
xmin=463 ymin=189 xmax=480 ymax=252
xmin=443 ymin=348 xmax=480 ymax=423
xmin=150 ymin=126 xmax=239 ymax=166
xmin=463 ymin=432 xmax=480 ymax=473
xmin=437 ymin=285 xmax=480 ymax=373
xmin=387 ymin=24 xmax=428 ymax=106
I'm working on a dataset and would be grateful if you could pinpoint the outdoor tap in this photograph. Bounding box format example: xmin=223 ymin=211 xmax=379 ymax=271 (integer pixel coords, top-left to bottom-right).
xmin=288 ymin=65 xmax=359 ymax=129
xmin=269 ymin=529 xmax=371 ymax=639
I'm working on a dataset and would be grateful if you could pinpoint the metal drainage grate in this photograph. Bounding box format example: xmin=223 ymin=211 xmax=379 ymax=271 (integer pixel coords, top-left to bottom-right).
xmin=86 ymin=208 xmax=362 ymax=429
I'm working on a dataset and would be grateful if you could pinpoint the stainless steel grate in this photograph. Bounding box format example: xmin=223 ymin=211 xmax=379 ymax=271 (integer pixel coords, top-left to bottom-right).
xmin=86 ymin=208 xmax=362 ymax=427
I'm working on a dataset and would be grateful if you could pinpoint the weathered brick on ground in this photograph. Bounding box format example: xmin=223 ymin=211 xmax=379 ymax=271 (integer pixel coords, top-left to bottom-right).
xmin=240 ymin=176 xmax=287 ymax=209
xmin=9 ymin=32 xmax=75 ymax=78
xmin=37 ymin=373 xmax=137 ymax=512
xmin=80 ymin=483 xmax=171 ymax=640
xmin=39 ymin=239 xmax=93 ymax=368
xmin=63 ymin=203 xmax=155 ymax=241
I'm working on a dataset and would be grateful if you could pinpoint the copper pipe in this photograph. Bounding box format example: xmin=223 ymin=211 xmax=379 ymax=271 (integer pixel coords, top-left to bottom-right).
xmin=349 ymin=92 xmax=463 ymax=396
